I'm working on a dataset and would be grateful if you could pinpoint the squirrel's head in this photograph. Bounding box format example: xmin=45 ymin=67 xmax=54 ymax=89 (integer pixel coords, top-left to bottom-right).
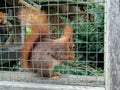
xmin=53 ymin=25 xmax=75 ymax=60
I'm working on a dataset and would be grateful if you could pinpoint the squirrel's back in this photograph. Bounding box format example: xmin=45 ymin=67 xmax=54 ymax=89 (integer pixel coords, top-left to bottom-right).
xmin=17 ymin=8 xmax=50 ymax=68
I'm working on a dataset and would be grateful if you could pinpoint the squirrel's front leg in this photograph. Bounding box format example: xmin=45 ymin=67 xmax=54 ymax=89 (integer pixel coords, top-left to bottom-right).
xmin=59 ymin=54 xmax=75 ymax=60
xmin=51 ymin=72 xmax=61 ymax=78
xmin=37 ymin=69 xmax=61 ymax=78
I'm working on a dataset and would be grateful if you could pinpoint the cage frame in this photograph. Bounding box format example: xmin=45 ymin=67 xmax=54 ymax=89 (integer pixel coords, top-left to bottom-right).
xmin=0 ymin=0 xmax=115 ymax=90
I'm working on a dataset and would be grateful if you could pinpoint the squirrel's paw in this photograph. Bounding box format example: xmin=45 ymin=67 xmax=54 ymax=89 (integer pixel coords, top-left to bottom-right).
xmin=51 ymin=72 xmax=61 ymax=78
xmin=69 ymin=55 xmax=75 ymax=60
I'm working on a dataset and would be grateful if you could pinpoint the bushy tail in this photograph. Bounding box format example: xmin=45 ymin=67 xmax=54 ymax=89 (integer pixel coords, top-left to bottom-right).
xmin=17 ymin=8 xmax=49 ymax=68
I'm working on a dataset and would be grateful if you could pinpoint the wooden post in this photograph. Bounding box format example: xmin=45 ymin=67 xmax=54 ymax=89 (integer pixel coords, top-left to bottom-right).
xmin=105 ymin=0 xmax=120 ymax=90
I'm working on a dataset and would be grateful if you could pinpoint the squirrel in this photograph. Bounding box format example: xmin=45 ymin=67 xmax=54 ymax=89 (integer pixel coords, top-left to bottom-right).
xmin=17 ymin=8 xmax=51 ymax=69
xmin=17 ymin=8 xmax=75 ymax=78
xmin=0 ymin=12 xmax=7 ymax=25
xmin=0 ymin=12 xmax=7 ymax=34
xmin=30 ymin=25 xmax=75 ymax=78
xmin=0 ymin=12 xmax=8 ymax=44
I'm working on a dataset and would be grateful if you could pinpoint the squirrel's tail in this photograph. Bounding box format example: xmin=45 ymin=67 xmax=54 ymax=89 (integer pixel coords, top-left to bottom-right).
xmin=17 ymin=8 xmax=47 ymax=26
xmin=17 ymin=8 xmax=49 ymax=68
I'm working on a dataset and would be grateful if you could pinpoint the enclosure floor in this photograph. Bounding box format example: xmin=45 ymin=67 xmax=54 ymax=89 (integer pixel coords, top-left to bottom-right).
xmin=0 ymin=81 xmax=105 ymax=90
xmin=0 ymin=71 xmax=104 ymax=87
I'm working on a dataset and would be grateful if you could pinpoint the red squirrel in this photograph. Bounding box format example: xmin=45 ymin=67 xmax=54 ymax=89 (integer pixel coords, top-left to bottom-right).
xmin=0 ymin=12 xmax=7 ymax=34
xmin=17 ymin=8 xmax=75 ymax=78
xmin=17 ymin=8 xmax=51 ymax=69
xmin=0 ymin=12 xmax=8 ymax=43
xmin=0 ymin=12 xmax=7 ymax=24
xmin=30 ymin=25 xmax=75 ymax=78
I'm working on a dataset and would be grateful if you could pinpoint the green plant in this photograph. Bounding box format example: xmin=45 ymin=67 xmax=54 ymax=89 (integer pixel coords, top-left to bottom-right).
xmin=54 ymin=61 xmax=103 ymax=76
xmin=54 ymin=2 xmax=104 ymax=76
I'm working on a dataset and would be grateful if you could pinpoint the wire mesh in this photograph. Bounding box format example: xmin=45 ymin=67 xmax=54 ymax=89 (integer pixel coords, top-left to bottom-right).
xmin=0 ymin=0 xmax=105 ymax=87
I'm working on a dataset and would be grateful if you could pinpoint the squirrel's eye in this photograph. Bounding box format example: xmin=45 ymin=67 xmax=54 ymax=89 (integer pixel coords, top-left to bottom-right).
xmin=69 ymin=38 xmax=71 ymax=41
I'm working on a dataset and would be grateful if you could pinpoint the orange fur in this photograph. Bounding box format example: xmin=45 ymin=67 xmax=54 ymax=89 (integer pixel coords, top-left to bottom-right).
xmin=17 ymin=8 xmax=75 ymax=77
xmin=0 ymin=12 xmax=7 ymax=24
xmin=30 ymin=24 xmax=75 ymax=77
xmin=17 ymin=8 xmax=50 ymax=68
xmin=0 ymin=12 xmax=7 ymax=35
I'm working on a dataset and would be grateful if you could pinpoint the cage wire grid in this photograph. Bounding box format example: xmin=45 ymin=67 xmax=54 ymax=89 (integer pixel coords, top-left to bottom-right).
xmin=0 ymin=0 xmax=105 ymax=88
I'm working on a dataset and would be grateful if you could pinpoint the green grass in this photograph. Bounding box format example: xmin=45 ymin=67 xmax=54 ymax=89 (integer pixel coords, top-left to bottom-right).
xmin=54 ymin=2 xmax=104 ymax=76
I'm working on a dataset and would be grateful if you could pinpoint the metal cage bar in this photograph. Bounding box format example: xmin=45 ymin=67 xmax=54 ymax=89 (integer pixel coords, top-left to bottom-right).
xmin=0 ymin=0 xmax=105 ymax=89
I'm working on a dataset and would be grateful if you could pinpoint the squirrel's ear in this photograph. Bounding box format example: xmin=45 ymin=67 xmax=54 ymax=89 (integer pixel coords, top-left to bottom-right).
xmin=60 ymin=24 xmax=73 ymax=42
xmin=54 ymin=24 xmax=73 ymax=43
